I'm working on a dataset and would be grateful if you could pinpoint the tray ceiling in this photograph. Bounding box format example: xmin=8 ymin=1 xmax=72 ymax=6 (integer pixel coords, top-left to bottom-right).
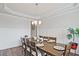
xmin=0 ymin=3 xmax=79 ymax=19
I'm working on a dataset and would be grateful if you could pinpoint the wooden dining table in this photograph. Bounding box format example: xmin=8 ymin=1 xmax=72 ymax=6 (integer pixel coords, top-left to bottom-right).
xmin=36 ymin=41 xmax=65 ymax=56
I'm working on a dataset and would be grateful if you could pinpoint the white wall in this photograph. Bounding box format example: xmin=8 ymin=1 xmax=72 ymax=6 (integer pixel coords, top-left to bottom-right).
xmin=0 ymin=14 xmax=30 ymax=50
xmin=39 ymin=10 xmax=79 ymax=54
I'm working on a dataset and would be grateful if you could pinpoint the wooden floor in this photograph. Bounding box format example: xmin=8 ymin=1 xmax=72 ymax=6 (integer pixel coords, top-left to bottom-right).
xmin=0 ymin=46 xmax=24 ymax=56
xmin=0 ymin=46 xmax=79 ymax=56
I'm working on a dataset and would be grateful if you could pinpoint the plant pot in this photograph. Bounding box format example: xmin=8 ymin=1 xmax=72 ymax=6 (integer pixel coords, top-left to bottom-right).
xmin=70 ymin=42 xmax=78 ymax=49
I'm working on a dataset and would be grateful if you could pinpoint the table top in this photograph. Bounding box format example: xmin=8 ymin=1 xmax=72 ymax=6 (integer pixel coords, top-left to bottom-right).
xmin=37 ymin=41 xmax=65 ymax=56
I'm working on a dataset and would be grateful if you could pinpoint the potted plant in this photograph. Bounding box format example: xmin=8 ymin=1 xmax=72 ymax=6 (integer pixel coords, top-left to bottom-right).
xmin=67 ymin=27 xmax=79 ymax=49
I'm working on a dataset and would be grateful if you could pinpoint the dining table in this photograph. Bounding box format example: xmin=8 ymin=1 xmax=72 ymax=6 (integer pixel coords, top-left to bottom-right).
xmin=36 ymin=41 xmax=66 ymax=56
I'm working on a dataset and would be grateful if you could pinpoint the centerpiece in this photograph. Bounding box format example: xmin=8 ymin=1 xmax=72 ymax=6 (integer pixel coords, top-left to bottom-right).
xmin=67 ymin=27 xmax=79 ymax=49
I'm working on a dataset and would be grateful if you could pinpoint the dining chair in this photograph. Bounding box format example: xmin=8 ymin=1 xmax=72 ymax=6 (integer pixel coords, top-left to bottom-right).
xmin=39 ymin=35 xmax=44 ymax=38
xmin=39 ymin=35 xmax=47 ymax=40
xmin=39 ymin=35 xmax=56 ymax=43
xmin=48 ymin=37 xmax=56 ymax=43
xmin=21 ymin=36 xmax=31 ymax=56
xmin=39 ymin=36 xmax=44 ymax=40
xmin=63 ymin=43 xmax=71 ymax=56
xmin=25 ymin=38 xmax=32 ymax=55
xmin=30 ymin=41 xmax=38 ymax=56
xmin=21 ymin=38 xmax=27 ymax=56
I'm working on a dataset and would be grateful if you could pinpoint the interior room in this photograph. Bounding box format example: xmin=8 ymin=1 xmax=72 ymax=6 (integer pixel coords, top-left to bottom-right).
xmin=0 ymin=3 xmax=79 ymax=56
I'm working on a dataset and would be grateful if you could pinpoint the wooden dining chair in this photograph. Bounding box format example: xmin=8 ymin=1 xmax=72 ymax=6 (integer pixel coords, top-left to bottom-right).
xmin=21 ymin=38 xmax=27 ymax=56
xmin=25 ymin=38 xmax=32 ymax=55
xmin=39 ymin=35 xmax=47 ymax=40
xmin=39 ymin=35 xmax=44 ymax=38
xmin=48 ymin=37 xmax=56 ymax=43
xmin=30 ymin=41 xmax=38 ymax=56
xmin=21 ymin=37 xmax=31 ymax=56
xmin=63 ymin=43 xmax=71 ymax=56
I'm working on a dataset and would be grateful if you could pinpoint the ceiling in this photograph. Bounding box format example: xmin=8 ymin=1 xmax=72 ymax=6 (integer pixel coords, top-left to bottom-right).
xmin=0 ymin=3 xmax=79 ymax=19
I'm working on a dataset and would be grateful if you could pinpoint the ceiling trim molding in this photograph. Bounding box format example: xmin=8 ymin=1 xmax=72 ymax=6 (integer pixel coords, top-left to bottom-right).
xmin=42 ymin=4 xmax=79 ymax=19
xmin=0 ymin=3 xmax=79 ymax=20
xmin=0 ymin=4 xmax=40 ymax=20
xmin=41 ymin=4 xmax=79 ymax=18
xmin=42 ymin=7 xmax=79 ymax=20
xmin=41 ymin=4 xmax=73 ymax=17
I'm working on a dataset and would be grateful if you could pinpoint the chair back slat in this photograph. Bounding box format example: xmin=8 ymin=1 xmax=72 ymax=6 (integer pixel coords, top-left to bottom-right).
xmin=39 ymin=35 xmax=56 ymax=43
xmin=30 ymin=41 xmax=38 ymax=56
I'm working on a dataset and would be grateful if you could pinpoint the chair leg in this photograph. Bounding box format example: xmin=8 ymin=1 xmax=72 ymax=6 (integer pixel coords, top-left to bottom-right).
xmin=39 ymin=50 xmax=47 ymax=56
xmin=24 ymin=49 xmax=26 ymax=56
xmin=25 ymin=46 xmax=28 ymax=56
xmin=36 ymin=51 xmax=38 ymax=56
xmin=30 ymin=48 xmax=32 ymax=55
xmin=74 ymin=50 xmax=76 ymax=56
xmin=22 ymin=48 xmax=24 ymax=56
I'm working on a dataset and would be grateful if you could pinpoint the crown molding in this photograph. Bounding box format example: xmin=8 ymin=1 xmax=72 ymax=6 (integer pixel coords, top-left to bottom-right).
xmin=42 ymin=4 xmax=79 ymax=19
xmin=41 ymin=4 xmax=73 ymax=17
xmin=0 ymin=4 xmax=40 ymax=20
xmin=0 ymin=3 xmax=79 ymax=20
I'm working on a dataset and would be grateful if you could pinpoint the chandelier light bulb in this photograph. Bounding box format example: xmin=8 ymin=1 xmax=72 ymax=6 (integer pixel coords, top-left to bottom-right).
xmin=32 ymin=21 xmax=34 ymax=25
xmin=39 ymin=20 xmax=42 ymax=25
xmin=34 ymin=21 xmax=37 ymax=25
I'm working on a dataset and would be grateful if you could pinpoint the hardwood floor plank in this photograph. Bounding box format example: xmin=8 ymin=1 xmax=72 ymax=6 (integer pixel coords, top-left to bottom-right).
xmin=0 ymin=46 xmax=24 ymax=56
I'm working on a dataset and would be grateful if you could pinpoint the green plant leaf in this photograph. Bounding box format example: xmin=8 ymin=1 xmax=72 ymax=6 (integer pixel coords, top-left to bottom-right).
xmin=76 ymin=27 xmax=79 ymax=33
xmin=75 ymin=27 xmax=79 ymax=38
xmin=76 ymin=34 xmax=79 ymax=38
xmin=68 ymin=27 xmax=75 ymax=34
xmin=67 ymin=34 xmax=72 ymax=39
